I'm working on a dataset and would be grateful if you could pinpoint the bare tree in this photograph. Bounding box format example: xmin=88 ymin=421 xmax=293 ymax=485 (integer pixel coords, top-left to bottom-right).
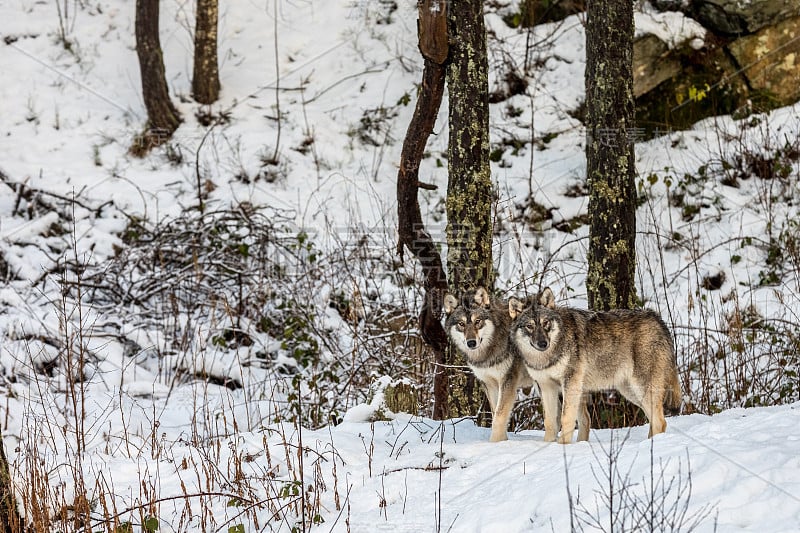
xmin=397 ymin=0 xmax=493 ymax=420
xmin=397 ymin=0 xmax=449 ymax=419
xmin=443 ymin=0 xmax=493 ymax=418
xmin=132 ymin=0 xmax=181 ymax=154
xmin=585 ymin=0 xmax=645 ymax=428
xmin=192 ymin=0 xmax=220 ymax=104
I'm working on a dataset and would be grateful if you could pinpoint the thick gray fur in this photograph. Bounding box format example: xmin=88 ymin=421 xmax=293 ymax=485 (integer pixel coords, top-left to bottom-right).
xmin=443 ymin=287 xmax=533 ymax=442
xmin=508 ymin=287 xmax=682 ymax=444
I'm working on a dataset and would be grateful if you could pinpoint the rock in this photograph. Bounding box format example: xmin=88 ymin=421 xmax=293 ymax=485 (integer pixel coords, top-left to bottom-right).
xmin=502 ymin=0 xmax=585 ymax=28
xmin=728 ymin=16 xmax=800 ymax=104
xmin=633 ymin=34 xmax=682 ymax=97
xmin=650 ymin=0 xmax=689 ymax=12
xmin=633 ymin=12 xmax=800 ymax=136
xmin=635 ymin=37 xmax=748 ymax=136
xmin=691 ymin=0 xmax=748 ymax=35
xmin=657 ymin=0 xmax=800 ymax=37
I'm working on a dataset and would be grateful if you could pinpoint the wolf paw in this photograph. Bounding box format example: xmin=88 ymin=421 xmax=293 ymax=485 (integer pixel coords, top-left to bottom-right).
xmin=558 ymin=433 xmax=573 ymax=445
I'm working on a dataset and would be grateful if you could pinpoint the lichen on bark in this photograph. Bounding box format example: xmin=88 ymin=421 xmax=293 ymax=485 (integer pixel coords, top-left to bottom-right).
xmin=445 ymin=0 xmax=493 ymax=294
xmin=444 ymin=0 xmax=493 ymax=419
xmin=585 ymin=0 xmax=637 ymax=312
xmin=584 ymin=0 xmax=647 ymax=429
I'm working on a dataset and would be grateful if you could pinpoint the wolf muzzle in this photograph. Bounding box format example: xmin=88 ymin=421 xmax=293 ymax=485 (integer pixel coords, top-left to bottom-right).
xmin=466 ymin=339 xmax=478 ymax=349
xmin=530 ymin=338 xmax=548 ymax=351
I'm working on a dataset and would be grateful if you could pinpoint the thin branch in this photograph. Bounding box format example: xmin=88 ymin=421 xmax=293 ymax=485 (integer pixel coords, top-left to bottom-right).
xmin=396 ymin=0 xmax=450 ymax=419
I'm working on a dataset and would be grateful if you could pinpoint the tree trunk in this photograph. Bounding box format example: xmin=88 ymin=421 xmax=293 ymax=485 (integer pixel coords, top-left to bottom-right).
xmin=585 ymin=0 xmax=645 ymax=428
xmin=446 ymin=0 xmax=493 ymax=294
xmin=0 ymin=429 xmax=23 ymax=533
xmin=397 ymin=0 xmax=449 ymax=420
xmin=585 ymin=0 xmax=637 ymax=312
xmin=445 ymin=0 xmax=493 ymax=419
xmin=132 ymin=0 xmax=181 ymax=155
xmin=192 ymin=0 xmax=220 ymax=104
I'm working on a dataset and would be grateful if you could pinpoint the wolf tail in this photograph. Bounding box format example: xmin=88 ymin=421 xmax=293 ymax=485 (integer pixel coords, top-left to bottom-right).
xmin=664 ymin=369 xmax=682 ymax=416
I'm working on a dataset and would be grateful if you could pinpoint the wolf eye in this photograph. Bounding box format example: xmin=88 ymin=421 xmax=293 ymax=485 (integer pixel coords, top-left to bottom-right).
xmin=524 ymin=322 xmax=534 ymax=332
xmin=457 ymin=321 xmax=466 ymax=331
xmin=474 ymin=318 xmax=483 ymax=327
xmin=541 ymin=319 xmax=551 ymax=330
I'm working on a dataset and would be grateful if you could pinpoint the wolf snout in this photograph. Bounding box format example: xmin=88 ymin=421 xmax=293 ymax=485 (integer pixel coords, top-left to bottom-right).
xmin=531 ymin=338 xmax=548 ymax=350
xmin=466 ymin=339 xmax=478 ymax=349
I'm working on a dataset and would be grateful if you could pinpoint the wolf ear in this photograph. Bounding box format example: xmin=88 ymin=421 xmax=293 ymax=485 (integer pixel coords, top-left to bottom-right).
xmin=539 ymin=287 xmax=556 ymax=309
xmin=508 ymin=297 xmax=525 ymax=319
xmin=443 ymin=293 xmax=458 ymax=315
xmin=474 ymin=287 xmax=491 ymax=307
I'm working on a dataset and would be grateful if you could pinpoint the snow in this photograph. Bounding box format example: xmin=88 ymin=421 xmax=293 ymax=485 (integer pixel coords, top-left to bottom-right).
xmin=635 ymin=4 xmax=707 ymax=48
xmin=325 ymin=403 xmax=800 ymax=532
xmin=10 ymin=385 xmax=800 ymax=531
xmin=0 ymin=0 xmax=799 ymax=531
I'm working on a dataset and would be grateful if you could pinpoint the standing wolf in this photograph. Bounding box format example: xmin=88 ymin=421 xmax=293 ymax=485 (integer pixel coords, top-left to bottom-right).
xmin=444 ymin=288 xmax=533 ymax=442
xmin=508 ymin=287 xmax=682 ymax=444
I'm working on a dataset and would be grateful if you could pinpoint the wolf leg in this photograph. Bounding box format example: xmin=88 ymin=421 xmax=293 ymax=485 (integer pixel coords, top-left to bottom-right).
xmin=483 ymin=378 xmax=499 ymax=416
xmin=626 ymin=382 xmax=666 ymax=437
xmin=641 ymin=386 xmax=667 ymax=437
xmin=558 ymin=378 xmax=584 ymax=444
xmin=666 ymin=368 xmax=682 ymax=415
xmin=538 ymin=380 xmax=560 ymax=442
xmin=576 ymin=394 xmax=590 ymax=441
xmin=489 ymin=377 xmax=517 ymax=442
xmin=481 ymin=378 xmax=508 ymax=442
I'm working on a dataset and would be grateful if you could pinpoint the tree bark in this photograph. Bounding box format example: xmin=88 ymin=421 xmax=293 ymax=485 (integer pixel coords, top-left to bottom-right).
xmin=446 ymin=0 xmax=493 ymax=294
xmin=585 ymin=0 xmax=645 ymax=429
xmin=397 ymin=1 xmax=449 ymax=420
xmin=0 ymin=429 xmax=23 ymax=533
xmin=445 ymin=0 xmax=493 ymax=418
xmin=192 ymin=0 xmax=220 ymax=104
xmin=132 ymin=0 xmax=181 ymax=154
xmin=585 ymin=0 xmax=637 ymax=312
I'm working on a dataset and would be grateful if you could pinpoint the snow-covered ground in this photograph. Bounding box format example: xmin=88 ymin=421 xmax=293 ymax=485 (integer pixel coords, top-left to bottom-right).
xmin=1 ymin=0 xmax=799 ymax=531
xmin=6 ymin=381 xmax=800 ymax=531
xmin=313 ymin=402 xmax=800 ymax=532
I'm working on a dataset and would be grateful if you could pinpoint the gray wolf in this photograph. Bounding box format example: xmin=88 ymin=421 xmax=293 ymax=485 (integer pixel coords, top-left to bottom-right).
xmin=508 ymin=287 xmax=682 ymax=444
xmin=444 ymin=287 xmax=534 ymax=442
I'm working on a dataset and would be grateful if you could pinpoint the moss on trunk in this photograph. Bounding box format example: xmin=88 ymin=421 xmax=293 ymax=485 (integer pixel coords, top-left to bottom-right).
xmin=446 ymin=0 xmax=493 ymax=294
xmin=585 ymin=0 xmax=646 ymax=429
xmin=445 ymin=0 xmax=493 ymax=419
xmin=585 ymin=0 xmax=637 ymax=312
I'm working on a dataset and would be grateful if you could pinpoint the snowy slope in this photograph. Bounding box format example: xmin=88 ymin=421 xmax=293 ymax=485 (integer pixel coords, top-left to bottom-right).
xmin=0 ymin=1 xmax=799 ymax=532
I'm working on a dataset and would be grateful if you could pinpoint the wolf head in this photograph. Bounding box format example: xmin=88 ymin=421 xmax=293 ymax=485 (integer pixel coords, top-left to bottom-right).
xmin=508 ymin=287 xmax=561 ymax=356
xmin=443 ymin=287 xmax=499 ymax=356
